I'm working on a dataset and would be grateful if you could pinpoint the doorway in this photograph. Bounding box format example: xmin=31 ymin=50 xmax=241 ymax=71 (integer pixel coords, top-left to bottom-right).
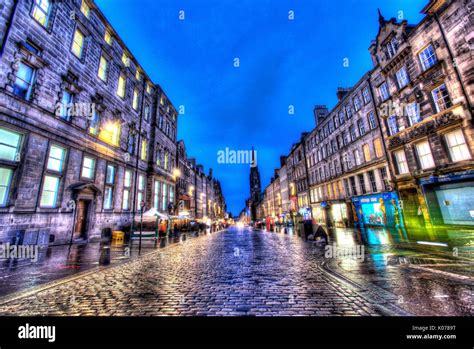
xmin=74 ymin=200 xmax=90 ymax=240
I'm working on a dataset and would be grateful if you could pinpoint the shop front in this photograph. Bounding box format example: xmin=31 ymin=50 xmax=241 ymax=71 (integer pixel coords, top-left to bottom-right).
xmin=311 ymin=203 xmax=326 ymax=225
xmin=420 ymin=170 xmax=474 ymax=229
xmin=329 ymin=201 xmax=348 ymax=228
xmin=352 ymin=192 xmax=403 ymax=228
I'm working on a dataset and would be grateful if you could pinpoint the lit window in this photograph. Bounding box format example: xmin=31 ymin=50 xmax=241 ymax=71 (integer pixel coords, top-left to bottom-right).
xmin=71 ymin=29 xmax=85 ymax=58
xmin=394 ymin=149 xmax=409 ymax=174
xmin=374 ymin=138 xmax=383 ymax=158
xmin=104 ymin=30 xmax=113 ymax=45
xmin=396 ymin=66 xmax=410 ymax=89
xmin=47 ymin=145 xmax=66 ymax=172
xmin=161 ymin=183 xmax=167 ymax=211
xmin=89 ymin=110 xmax=100 ymax=135
xmin=137 ymin=174 xmax=145 ymax=210
xmin=132 ymin=88 xmax=139 ymax=110
xmin=153 ymin=180 xmax=160 ymax=209
xmin=140 ymin=139 xmax=148 ymax=161
xmin=431 ymin=84 xmax=452 ymax=113
xmin=32 ymin=0 xmax=52 ymax=27
xmin=387 ymin=115 xmax=399 ymax=136
xmin=40 ymin=175 xmax=59 ymax=207
xmin=104 ymin=164 xmax=115 ymax=209
xmin=81 ymin=156 xmax=95 ymax=179
xmin=419 ymin=44 xmax=437 ymax=71
xmin=354 ymin=149 xmax=361 ymax=166
xmin=0 ymin=168 xmax=13 ymax=207
xmin=136 ymin=69 xmax=141 ymax=81
xmin=99 ymin=120 xmax=121 ymax=146
xmin=144 ymin=104 xmax=150 ymax=122
xmin=123 ymin=169 xmax=132 ymax=210
xmin=98 ymin=55 xmax=108 ymax=82
xmin=13 ymin=62 xmax=35 ymax=100
xmin=160 ymin=95 xmax=165 ymax=105
xmin=379 ymin=82 xmax=390 ymax=101
xmin=415 ymin=141 xmax=435 ymax=169
xmin=445 ymin=129 xmax=471 ymax=162
xmin=59 ymin=90 xmax=73 ymax=121
xmin=0 ymin=128 xmax=22 ymax=161
xmin=122 ymin=52 xmax=130 ymax=67
xmin=164 ymin=152 xmax=169 ymax=169
xmin=406 ymin=102 xmax=421 ymax=126
xmin=363 ymin=144 xmax=371 ymax=162
xmin=146 ymin=82 xmax=153 ymax=94
xmin=80 ymin=0 xmax=90 ymax=17
xmin=117 ymin=75 xmax=126 ymax=98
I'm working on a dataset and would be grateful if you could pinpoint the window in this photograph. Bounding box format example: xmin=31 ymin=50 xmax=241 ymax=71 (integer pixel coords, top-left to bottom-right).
xmin=357 ymin=119 xmax=366 ymax=136
xmin=169 ymin=186 xmax=174 ymax=209
xmin=345 ymin=105 xmax=352 ymax=119
xmin=339 ymin=111 xmax=345 ymax=125
xmin=140 ymin=139 xmax=148 ymax=161
xmin=71 ymin=29 xmax=85 ymax=59
xmin=445 ymin=129 xmax=471 ymax=162
xmin=127 ymin=130 xmax=136 ymax=155
xmin=374 ymin=138 xmax=383 ymax=158
xmin=40 ymin=175 xmax=59 ymax=207
xmin=104 ymin=30 xmax=113 ymax=45
xmin=431 ymin=84 xmax=452 ymax=113
xmin=117 ymin=75 xmax=126 ymax=98
xmin=415 ymin=141 xmax=435 ymax=169
xmin=164 ymin=152 xmax=169 ymax=170
xmin=419 ymin=44 xmax=437 ymax=71
xmin=136 ymin=69 xmax=141 ymax=81
xmin=385 ymin=37 xmax=398 ymax=59
xmin=137 ymin=174 xmax=145 ymax=210
xmin=353 ymin=95 xmax=361 ymax=112
xmin=89 ymin=110 xmax=100 ymax=135
xmin=380 ymin=167 xmax=389 ymax=191
xmin=0 ymin=168 xmax=13 ymax=206
xmin=387 ymin=115 xmax=399 ymax=136
xmin=59 ymin=90 xmax=73 ymax=121
xmin=123 ymin=169 xmax=132 ymax=210
xmin=161 ymin=183 xmax=168 ymax=211
xmin=47 ymin=145 xmax=66 ymax=172
xmin=0 ymin=128 xmax=22 ymax=161
xmin=368 ymin=111 xmax=377 ymax=129
xmin=132 ymin=88 xmax=139 ymax=110
xmin=153 ymin=180 xmax=160 ymax=209
xmin=379 ymin=82 xmax=390 ymax=101
xmin=13 ymin=62 xmax=36 ymax=100
xmin=122 ymin=52 xmax=130 ymax=67
xmin=362 ymin=86 xmax=371 ymax=104
xmin=396 ymin=66 xmax=410 ymax=89
xmin=368 ymin=171 xmax=377 ymax=192
xmin=146 ymin=82 xmax=153 ymax=94
xmin=103 ymin=164 xmax=116 ymax=209
xmin=80 ymin=0 xmax=90 ymax=17
xmin=354 ymin=149 xmax=361 ymax=166
xmin=32 ymin=0 xmax=52 ymax=27
xmin=406 ymin=102 xmax=421 ymax=126
xmin=349 ymin=125 xmax=357 ymax=141
xmin=158 ymin=116 xmax=164 ymax=129
xmin=98 ymin=55 xmax=108 ymax=82
xmin=99 ymin=121 xmax=121 ymax=146
xmin=350 ymin=176 xmax=357 ymax=195
xmin=144 ymin=105 xmax=151 ymax=122
xmin=81 ymin=156 xmax=95 ymax=179
xmin=358 ymin=174 xmax=367 ymax=194
xmin=363 ymin=144 xmax=371 ymax=162
xmin=394 ymin=149 xmax=409 ymax=174
xmin=344 ymin=179 xmax=351 ymax=197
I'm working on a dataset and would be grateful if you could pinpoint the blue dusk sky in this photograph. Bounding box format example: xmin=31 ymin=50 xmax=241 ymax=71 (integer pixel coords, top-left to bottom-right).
xmin=96 ymin=0 xmax=427 ymax=216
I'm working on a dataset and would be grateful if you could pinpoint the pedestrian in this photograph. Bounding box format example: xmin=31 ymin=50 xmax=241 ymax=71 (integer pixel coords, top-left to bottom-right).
xmin=173 ymin=223 xmax=179 ymax=235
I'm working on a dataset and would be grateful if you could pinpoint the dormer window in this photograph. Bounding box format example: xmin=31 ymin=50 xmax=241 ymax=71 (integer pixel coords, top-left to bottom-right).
xmin=384 ymin=37 xmax=398 ymax=59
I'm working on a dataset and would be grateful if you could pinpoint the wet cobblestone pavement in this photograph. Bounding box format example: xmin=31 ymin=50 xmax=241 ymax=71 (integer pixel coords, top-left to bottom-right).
xmin=0 ymin=227 xmax=472 ymax=316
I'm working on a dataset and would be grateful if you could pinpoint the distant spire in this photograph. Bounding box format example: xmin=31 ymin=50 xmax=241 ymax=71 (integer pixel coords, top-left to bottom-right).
xmin=378 ymin=8 xmax=385 ymax=26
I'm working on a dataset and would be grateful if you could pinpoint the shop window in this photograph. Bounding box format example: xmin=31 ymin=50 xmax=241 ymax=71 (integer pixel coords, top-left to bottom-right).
xmin=445 ymin=129 xmax=471 ymax=162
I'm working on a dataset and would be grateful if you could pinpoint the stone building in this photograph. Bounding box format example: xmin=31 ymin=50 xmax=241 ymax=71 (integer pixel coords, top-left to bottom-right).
xmin=0 ymin=0 xmax=201 ymax=245
xmin=369 ymin=0 xmax=474 ymax=230
xmin=277 ymin=156 xmax=290 ymax=221
xmin=305 ymin=77 xmax=398 ymax=229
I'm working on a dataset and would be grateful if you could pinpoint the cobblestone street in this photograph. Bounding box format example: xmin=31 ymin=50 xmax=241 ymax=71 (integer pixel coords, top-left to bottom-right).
xmin=0 ymin=228 xmax=388 ymax=316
